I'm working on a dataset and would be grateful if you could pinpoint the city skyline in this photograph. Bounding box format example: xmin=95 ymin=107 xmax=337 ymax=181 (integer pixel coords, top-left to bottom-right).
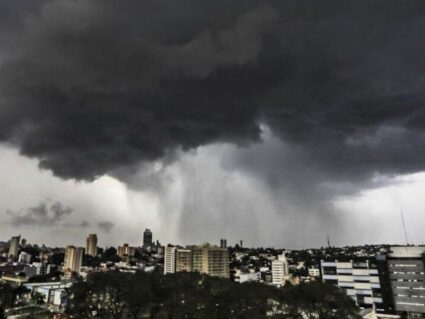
xmin=1 ymin=1 xmax=425 ymax=249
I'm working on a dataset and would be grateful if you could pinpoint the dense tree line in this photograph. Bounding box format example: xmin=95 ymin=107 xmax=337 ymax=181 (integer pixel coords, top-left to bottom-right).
xmin=65 ymin=271 xmax=360 ymax=319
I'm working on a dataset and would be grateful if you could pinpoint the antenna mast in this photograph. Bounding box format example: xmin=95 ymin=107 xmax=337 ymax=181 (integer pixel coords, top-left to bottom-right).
xmin=400 ymin=210 xmax=409 ymax=246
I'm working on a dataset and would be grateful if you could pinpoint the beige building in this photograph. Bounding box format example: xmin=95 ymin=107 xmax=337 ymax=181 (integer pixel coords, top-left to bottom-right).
xmin=176 ymin=249 xmax=192 ymax=272
xmin=117 ymin=244 xmax=136 ymax=259
xmin=190 ymin=244 xmax=229 ymax=278
xmin=86 ymin=234 xmax=98 ymax=257
xmin=63 ymin=246 xmax=84 ymax=273
xmin=164 ymin=244 xmax=229 ymax=278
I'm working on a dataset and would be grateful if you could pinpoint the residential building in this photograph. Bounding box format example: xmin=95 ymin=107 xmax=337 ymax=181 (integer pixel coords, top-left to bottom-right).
xmin=63 ymin=246 xmax=84 ymax=273
xmin=24 ymin=263 xmax=52 ymax=278
xmin=164 ymin=244 xmax=229 ymax=278
xmin=8 ymin=235 xmax=21 ymax=259
xmin=386 ymin=246 xmax=425 ymax=316
xmin=86 ymin=234 xmax=98 ymax=257
xmin=143 ymin=229 xmax=153 ymax=248
xmin=191 ymin=244 xmax=229 ymax=278
xmin=164 ymin=246 xmax=177 ymax=274
xmin=176 ymin=249 xmax=192 ymax=272
xmin=321 ymin=260 xmax=384 ymax=311
xmin=235 ymin=271 xmax=261 ymax=283
xmin=272 ymin=254 xmax=289 ymax=286
xmin=18 ymin=252 xmax=32 ymax=264
xmin=117 ymin=244 xmax=136 ymax=259
xmin=308 ymin=267 xmax=320 ymax=278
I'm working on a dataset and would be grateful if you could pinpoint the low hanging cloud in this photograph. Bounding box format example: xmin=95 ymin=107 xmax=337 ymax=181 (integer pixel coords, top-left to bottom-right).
xmin=7 ymin=200 xmax=73 ymax=227
xmin=62 ymin=220 xmax=91 ymax=228
xmin=97 ymin=221 xmax=114 ymax=233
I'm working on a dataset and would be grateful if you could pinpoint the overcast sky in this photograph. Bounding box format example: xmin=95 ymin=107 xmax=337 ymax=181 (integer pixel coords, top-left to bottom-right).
xmin=1 ymin=0 xmax=425 ymax=248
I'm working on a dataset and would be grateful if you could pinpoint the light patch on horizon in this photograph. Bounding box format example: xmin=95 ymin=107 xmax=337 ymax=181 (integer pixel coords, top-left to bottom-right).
xmin=1 ymin=142 xmax=425 ymax=249
xmin=334 ymin=172 xmax=425 ymax=246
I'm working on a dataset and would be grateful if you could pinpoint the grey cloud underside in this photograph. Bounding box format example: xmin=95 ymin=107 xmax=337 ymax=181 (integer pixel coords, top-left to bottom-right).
xmin=0 ymin=0 xmax=425 ymax=183
xmin=97 ymin=221 xmax=114 ymax=233
xmin=7 ymin=200 xmax=72 ymax=227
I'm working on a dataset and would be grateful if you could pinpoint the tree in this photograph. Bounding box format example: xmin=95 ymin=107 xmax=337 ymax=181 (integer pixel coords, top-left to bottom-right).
xmin=65 ymin=271 xmax=361 ymax=319
xmin=124 ymin=272 xmax=153 ymax=318
xmin=279 ymin=282 xmax=361 ymax=319
xmin=0 ymin=282 xmax=16 ymax=309
xmin=65 ymin=272 xmax=130 ymax=319
xmin=101 ymin=247 xmax=121 ymax=263
xmin=32 ymin=292 xmax=45 ymax=306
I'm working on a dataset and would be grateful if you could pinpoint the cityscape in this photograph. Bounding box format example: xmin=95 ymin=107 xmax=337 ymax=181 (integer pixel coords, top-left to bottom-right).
xmin=1 ymin=0 xmax=425 ymax=318
xmin=0 ymin=231 xmax=424 ymax=318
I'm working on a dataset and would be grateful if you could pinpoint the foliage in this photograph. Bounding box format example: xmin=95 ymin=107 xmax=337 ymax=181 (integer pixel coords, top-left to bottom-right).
xmin=101 ymin=247 xmax=121 ymax=263
xmin=27 ymin=270 xmax=63 ymax=283
xmin=32 ymin=292 xmax=46 ymax=306
xmin=0 ymin=282 xmax=17 ymax=309
xmin=65 ymin=271 xmax=360 ymax=319
xmin=49 ymin=252 xmax=65 ymax=265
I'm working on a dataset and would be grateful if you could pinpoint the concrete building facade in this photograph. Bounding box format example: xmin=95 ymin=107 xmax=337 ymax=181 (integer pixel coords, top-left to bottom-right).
xmin=321 ymin=260 xmax=384 ymax=311
xmin=164 ymin=244 xmax=229 ymax=278
xmin=86 ymin=234 xmax=98 ymax=257
xmin=63 ymin=246 xmax=84 ymax=274
xmin=164 ymin=246 xmax=177 ymax=274
xmin=8 ymin=235 xmax=21 ymax=259
xmin=272 ymin=254 xmax=289 ymax=286
xmin=386 ymin=246 xmax=425 ymax=316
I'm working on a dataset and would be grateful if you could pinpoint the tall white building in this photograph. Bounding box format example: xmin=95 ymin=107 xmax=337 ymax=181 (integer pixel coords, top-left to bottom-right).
xmin=272 ymin=254 xmax=288 ymax=286
xmin=164 ymin=246 xmax=177 ymax=274
xmin=63 ymin=246 xmax=84 ymax=273
xmin=8 ymin=235 xmax=21 ymax=259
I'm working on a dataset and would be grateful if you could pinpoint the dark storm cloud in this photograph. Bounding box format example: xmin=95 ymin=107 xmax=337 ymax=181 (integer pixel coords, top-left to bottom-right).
xmin=7 ymin=200 xmax=73 ymax=227
xmin=98 ymin=221 xmax=114 ymax=233
xmin=62 ymin=220 xmax=90 ymax=228
xmin=0 ymin=0 xmax=424 ymax=185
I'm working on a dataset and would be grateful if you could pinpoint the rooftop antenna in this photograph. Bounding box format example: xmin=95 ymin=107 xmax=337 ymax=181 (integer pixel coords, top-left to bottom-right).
xmin=400 ymin=210 xmax=409 ymax=248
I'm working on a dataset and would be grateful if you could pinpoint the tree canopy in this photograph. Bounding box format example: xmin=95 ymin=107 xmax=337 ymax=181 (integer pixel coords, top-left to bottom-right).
xmin=65 ymin=271 xmax=360 ymax=319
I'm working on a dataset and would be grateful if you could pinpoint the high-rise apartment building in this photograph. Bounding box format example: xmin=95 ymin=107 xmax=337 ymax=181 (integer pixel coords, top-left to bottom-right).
xmin=164 ymin=246 xmax=177 ymax=274
xmin=117 ymin=244 xmax=136 ymax=259
xmin=143 ymin=229 xmax=153 ymax=248
xmin=63 ymin=246 xmax=84 ymax=273
xmin=86 ymin=234 xmax=98 ymax=257
xmin=164 ymin=244 xmax=229 ymax=278
xmin=321 ymin=260 xmax=384 ymax=311
xmin=272 ymin=254 xmax=289 ymax=286
xmin=191 ymin=244 xmax=229 ymax=278
xmin=176 ymin=249 xmax=193 ymax=272
xmin=8 ymin=235 xmax=21 ymax=259
xmin=386 ymin=246 xmax=425 ymax=316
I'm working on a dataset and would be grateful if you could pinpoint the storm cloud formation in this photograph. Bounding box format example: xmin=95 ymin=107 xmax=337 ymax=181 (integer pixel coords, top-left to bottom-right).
xmin=0 ymin=0 xmax=424 ymax=186
xmin=7 ymin=200 xmax=73 ymax=227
